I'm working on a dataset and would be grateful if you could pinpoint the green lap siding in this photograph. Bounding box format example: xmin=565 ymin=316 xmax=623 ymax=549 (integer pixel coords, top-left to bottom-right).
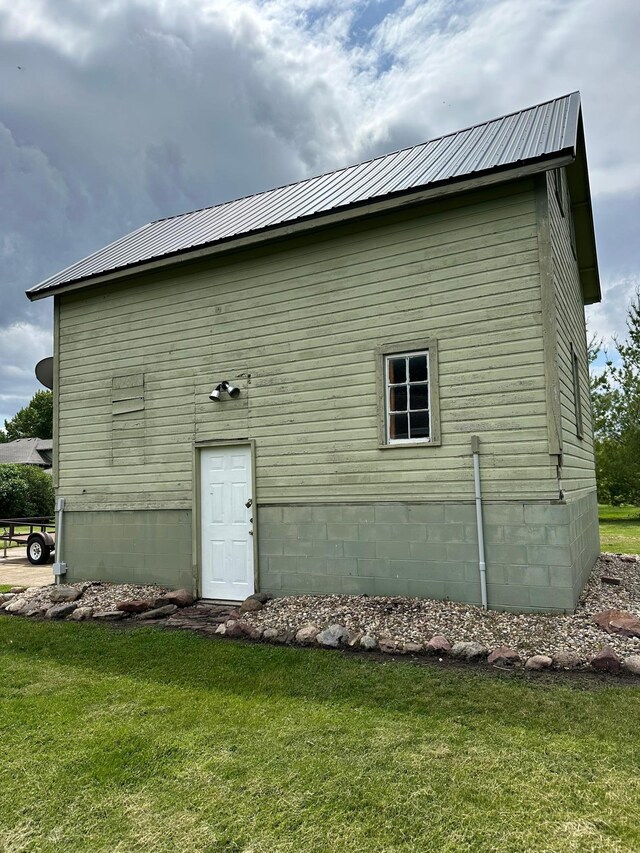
xmin=56 ymin=180 xmax=557 ymax=512
xmin=546 ymin=168 xmax=597 ymax=499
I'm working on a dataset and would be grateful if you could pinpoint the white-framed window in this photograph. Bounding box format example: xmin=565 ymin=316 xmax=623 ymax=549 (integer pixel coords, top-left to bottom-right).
xmin=385 ymin=350 xmax=432 ymax=443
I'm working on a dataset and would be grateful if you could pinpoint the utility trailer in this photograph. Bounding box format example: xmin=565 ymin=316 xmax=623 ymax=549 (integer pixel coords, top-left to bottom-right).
xmin=0 ymin=517 xmax=56 ymax=565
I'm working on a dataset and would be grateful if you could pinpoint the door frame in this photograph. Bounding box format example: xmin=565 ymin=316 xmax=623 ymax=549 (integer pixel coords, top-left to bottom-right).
xmin=193 ymin=438 xmax=258 ymax=601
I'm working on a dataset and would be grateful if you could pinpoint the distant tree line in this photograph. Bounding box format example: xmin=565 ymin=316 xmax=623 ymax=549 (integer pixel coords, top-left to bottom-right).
xmin=590 ymin=292 xmax=640 ymax=505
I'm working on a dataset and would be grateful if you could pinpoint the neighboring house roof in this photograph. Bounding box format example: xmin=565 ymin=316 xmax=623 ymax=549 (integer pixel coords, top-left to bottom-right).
xmin=26 ymin=91 xmax=600 ymax=303
xmin=0 ymin=438 xmax=53 ymax=468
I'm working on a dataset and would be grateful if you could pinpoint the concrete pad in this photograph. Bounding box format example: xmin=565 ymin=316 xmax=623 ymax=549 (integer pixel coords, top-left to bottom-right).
xmin=0 ymin=548 xmax=53 ymax=588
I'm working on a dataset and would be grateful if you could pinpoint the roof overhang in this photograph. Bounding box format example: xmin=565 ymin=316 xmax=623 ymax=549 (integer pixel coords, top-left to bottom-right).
xmin=565 ymin=112 xmax=601 ymax=304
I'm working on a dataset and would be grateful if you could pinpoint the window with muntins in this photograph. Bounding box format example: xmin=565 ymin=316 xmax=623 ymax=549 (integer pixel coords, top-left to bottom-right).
xmin=385 ymin=350 xmax=431 ymax=442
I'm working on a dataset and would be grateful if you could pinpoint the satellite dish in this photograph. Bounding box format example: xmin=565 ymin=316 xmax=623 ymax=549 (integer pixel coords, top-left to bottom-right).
xmin=35 ymin=357 xmax=54 ymax=390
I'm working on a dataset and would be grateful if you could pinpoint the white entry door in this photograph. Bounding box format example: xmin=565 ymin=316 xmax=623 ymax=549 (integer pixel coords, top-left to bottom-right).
xmin=200 ymin=445 xmax=255 ymax=601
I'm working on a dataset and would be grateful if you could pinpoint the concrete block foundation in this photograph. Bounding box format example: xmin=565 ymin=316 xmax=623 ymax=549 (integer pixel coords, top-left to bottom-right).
xmin=60 ymin=493 xmax=599 ymax=612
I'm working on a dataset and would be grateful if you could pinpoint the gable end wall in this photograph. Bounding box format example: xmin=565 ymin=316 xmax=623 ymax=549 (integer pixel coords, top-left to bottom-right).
xmin=55 ymin=180 xmax=593 ymax=610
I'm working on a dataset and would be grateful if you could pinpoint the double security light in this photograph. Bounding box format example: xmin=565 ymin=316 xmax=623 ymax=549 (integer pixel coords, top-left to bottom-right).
xmin=209 ymin=380 xmax=240 ymax=402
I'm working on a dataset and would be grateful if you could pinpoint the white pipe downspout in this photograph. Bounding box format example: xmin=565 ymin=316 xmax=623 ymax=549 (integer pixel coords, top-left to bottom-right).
xmin=471 ymin=436 xmax=488 ymax=609
xmin=52 ymin=496 xmax=66 ymax=585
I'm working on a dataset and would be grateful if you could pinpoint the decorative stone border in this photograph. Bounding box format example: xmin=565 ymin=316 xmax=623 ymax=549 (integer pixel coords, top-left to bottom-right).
xmin=2 ymin=585 xmax=639 ymax=678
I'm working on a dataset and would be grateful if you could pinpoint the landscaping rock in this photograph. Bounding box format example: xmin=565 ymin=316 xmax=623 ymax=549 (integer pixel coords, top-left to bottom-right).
xmin=451 ymin=641 xmax=488 ymax=661
xmin=525 ymin=655 xmax=553 ymax=671
xmin=45 ymin=603 xmax=77 ymax=620
xmin=487 ymin=646 xmax=520 ymax=666
xmin=590 ymin=646 xmax=621 ymax=674
xmin=316 ymin=624 xmax=349 ymax=648
xmin=347 ymin=631 xmax=363 ymax=648
xmin=225 ymin=620 xmax=246 ymax=638
xmin=10 ymin=586 xmax=26 ymax=594
xmin=296 ymin=624 xmax=320 ymax=645
xmin=138 ymin=604 xmax=178 ymax=620
xmin=593 ymin=609 xmax=640 ymax=638
xmin=248 ymin=592 xmax=272 ymax=604
xmin=404 ymin=642 xmax=423 ymax=655
xmin=69 ymin=607 xmax=93 ymax=621
xmin=239 ymin=597 xmax=263 ymax=613
xmin=116 ymin=599 xmax=150 ymax=613
xmin=93 ymin=610 xmax=126 ymax=620
xmin=4 ymin=598 xmax=29 ymax=614
xmin=426 ymin=634 xmax=451 ymax=654
xmin=272 ymin=630 xmax=295 ymax=644
xmin=215 ymin=623 xmax=226 ymax=635
xmin=622 ymin=655 xmax=640 ymax=676
xmin=600 ymin=575 xmax=622 ymax=585
xmin=25 ymin=605 xmax=46 ymax=617
xmin=154 ymin=589 xmax=194 ymax=608
xmin=379 ymin=637 xmax=400 ymax=654
xmin=0 ymin=593 xmax=15 ymax=603
xmin=620 ymin=555 xmax=638 ymax=563
xmin=262 ymin=627 xmax=279 ymax=641
xmin=552 ymin=651 xmax=582 ymax=670
xmin=360 ymin=634 xmax=378 ymax=650
xmin=50 ymin=585 xmax=82 ymax=603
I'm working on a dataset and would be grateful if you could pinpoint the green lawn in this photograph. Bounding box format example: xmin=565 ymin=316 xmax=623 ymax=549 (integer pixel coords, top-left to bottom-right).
xmin=599 ymin=504 xmax=640 ymax=554
xmin=1 ymin=619 xmax=639 ymax=852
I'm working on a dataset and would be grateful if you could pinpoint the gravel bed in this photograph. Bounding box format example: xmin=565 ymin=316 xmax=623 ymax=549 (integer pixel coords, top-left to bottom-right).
xmin=3 ymin=554 xmax=640 ymax=664
xmin=8 ymin=582 xmax=170 ymax=612
xmin=240 ymin=554 xmax=640 ymax=660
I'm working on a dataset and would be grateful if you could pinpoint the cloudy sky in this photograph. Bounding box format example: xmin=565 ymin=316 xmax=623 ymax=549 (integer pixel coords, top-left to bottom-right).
xmin=1 ymin=0 xmax=638 ymax=426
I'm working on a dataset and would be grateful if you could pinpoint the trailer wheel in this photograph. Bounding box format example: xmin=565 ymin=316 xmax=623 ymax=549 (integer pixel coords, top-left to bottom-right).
xmin=27 ymin=535 xmax=51 ymax=565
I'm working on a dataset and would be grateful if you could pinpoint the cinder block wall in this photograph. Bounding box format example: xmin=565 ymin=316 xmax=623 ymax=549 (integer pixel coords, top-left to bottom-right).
xmin=258 ymin=500 xmax=591 ymax=613
xmin=60 ymin=495 xmax=598 ymax=613
xmin=63 ymin=510 xmax=193 ymax=590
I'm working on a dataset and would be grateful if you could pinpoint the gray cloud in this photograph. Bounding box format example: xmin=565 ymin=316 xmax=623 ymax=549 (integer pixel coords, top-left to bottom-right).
xmin=0 ymin=0 xmax=638 ymax=423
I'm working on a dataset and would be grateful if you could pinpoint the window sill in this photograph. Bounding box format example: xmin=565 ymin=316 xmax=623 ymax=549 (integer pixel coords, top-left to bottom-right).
xmin=378 ymin=439 xmax=441 ymax=449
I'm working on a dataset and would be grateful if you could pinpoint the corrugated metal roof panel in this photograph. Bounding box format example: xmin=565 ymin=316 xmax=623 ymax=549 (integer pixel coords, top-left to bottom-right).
xmin=28 ymin=92 xmax=581 ymax=297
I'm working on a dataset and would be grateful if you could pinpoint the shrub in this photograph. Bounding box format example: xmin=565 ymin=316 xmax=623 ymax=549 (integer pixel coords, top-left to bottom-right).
xmin=0 ymin=465 xmax=55 ymax=518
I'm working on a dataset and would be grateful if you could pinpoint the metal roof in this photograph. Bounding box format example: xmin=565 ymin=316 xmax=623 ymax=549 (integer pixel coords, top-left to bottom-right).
xmin=28 ymin=92 xmax=582 ymax=299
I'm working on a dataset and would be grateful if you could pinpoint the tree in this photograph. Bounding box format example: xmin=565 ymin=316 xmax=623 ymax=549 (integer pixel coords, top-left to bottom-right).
xmin=0 ymin=464 xmax=55 ymax=517
xmin=590 ymin=291 xmax=640 ymax=505
xmin=2 ymin=390 xmax=53 ymax=441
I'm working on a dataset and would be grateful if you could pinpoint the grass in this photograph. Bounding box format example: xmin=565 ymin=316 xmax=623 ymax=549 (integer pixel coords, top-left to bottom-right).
xmin=1 ymin=619 xmax=640 ymax=852
xmin=598 ymin=504 xmax=640 ymax=554
xmin=0 ymin=584 xmax=12 ymax=593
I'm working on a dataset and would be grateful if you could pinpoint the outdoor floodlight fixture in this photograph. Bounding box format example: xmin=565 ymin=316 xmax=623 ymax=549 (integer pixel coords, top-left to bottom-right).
xmin=209 ymin=380 xmax=240 ymax=402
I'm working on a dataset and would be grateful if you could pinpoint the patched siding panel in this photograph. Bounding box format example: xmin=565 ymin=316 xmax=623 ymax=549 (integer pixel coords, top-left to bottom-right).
xmin=57 ymin=181 xmax=558 ymax=510
xmin=547 ymin=169 xmax=597 ymax=496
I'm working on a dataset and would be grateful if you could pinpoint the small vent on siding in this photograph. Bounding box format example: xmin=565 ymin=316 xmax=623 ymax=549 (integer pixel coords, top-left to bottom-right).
xmin=112 ymin=373 xmax=145 ymax=465
xmin=112 ymin=373 xmax=145 ymax=415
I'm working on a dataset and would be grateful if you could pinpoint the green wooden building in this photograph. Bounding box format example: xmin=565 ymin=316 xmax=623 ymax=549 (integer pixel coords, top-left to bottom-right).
xmin=27 ymin=92 xmax=601 ymax=611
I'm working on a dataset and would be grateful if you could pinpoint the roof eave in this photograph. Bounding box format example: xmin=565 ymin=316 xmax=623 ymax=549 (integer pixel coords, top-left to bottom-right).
xmin=566 ymin=110 xmax=601 ymax=305
xmin=27 ymin=151 xmax=576 ymax=302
